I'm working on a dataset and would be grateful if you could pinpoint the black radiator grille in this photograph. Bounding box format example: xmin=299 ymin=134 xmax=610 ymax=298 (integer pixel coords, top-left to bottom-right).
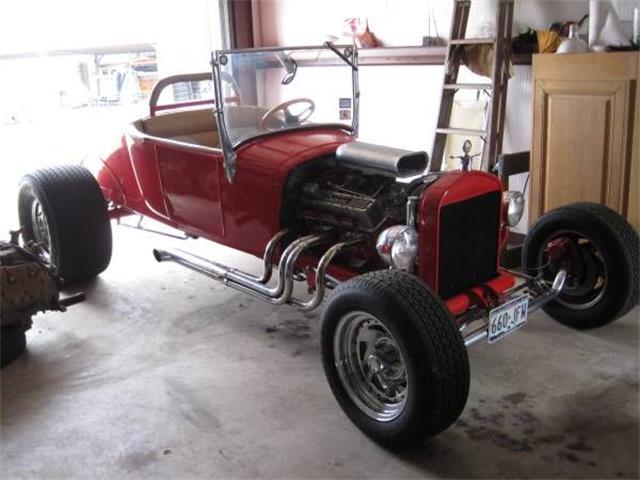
xmin=438 ymin=191 xmax=501 ymax=299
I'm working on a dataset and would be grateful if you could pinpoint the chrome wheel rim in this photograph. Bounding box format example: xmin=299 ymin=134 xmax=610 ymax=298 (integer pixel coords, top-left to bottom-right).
xmin=539 ymin=230 xmax=608 ymax=310
xmin=30 ymin=199 xmax=51 ymax=258
xmin=333 ymin=311 xmax=408 ymax=422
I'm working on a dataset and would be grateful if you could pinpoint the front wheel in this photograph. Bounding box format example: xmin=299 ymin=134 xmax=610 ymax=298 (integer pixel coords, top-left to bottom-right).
xmin=18 ymin=165 xmax=112 ymax=284
xmin=321 ymin=270 xmax=470 ymax=448
xmin=523 ymin=202 xmax=639 ymax=329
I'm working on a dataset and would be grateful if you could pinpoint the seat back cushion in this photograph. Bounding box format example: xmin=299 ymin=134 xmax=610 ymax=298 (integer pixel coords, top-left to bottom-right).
xmin=142 ymin=109 xmax=217 ymax=138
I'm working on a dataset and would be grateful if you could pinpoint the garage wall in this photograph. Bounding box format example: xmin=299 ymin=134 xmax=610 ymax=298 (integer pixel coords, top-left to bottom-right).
xmin=251 ymin=0 xmax=591 ymax=156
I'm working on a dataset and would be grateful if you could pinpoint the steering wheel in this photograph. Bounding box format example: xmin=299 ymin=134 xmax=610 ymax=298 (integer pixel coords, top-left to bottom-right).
xmin=259 ymin=98 xmax=316 ymax=131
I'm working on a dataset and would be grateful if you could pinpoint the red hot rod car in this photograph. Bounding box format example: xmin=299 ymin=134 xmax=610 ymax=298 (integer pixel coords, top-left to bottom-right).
xmin=17 ymin=44 xmax=639 ymax=447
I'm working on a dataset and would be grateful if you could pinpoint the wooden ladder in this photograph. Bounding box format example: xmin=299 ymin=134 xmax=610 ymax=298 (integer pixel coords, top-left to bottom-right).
xmin=429 ymin=0 xmax=514 ymax=173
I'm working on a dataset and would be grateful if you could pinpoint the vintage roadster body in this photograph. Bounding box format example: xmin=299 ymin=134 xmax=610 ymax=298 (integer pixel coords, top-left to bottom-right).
xmin=17 ymin=44 xmax=639 ymax=447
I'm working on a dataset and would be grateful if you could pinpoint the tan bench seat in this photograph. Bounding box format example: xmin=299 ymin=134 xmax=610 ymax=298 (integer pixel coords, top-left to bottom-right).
xmin=141 ymin=109 xmax=220 ymax=148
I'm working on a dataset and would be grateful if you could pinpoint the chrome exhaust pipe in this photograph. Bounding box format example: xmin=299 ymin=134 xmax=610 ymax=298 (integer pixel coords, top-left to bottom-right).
xmin=153 ymin=229 xmax=289 ymax=285
xmin=230 ymin=229 xmax=289 ymax=284
xmin=153 ymin=232 xmax=332 ymax=306
xmin=226 ymin=232 xmax=331 ymax=304
xmin=290 ymin=237 xmax=363 ymax=311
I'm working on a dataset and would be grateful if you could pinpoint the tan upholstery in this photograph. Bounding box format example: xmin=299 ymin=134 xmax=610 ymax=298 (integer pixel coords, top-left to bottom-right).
xmin=141 ymin=109 xmax=220 ymax=148
xmin=139 ymin=106 xmax=270 ymax=149
xmin=170 ymin=131 xmax=220 ymax=147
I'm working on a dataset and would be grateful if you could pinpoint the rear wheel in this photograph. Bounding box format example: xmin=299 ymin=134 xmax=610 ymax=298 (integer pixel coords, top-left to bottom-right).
xmin=321 ymin=270 xmax=469 ymax=448
xmin=18 ymin=165 xmax=112 ymax=284
xmin=523 ymin=203 xmax=639 ymax=329
xmin=1 ymin=326 xmax=27 ymax=367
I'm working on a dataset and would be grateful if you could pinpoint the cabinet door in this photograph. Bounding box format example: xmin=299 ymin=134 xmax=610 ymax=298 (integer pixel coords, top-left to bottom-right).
xmin=531 ymin=79 xmax=632 ymax=223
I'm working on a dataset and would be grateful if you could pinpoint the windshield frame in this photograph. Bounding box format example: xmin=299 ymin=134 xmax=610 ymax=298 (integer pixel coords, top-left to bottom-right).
xmin=211 ymin=44 xmax=360 ymax=182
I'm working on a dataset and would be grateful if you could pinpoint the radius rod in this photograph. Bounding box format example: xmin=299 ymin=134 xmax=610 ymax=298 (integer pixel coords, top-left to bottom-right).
xmin=153 ymin=230 xmax=355 ymax=309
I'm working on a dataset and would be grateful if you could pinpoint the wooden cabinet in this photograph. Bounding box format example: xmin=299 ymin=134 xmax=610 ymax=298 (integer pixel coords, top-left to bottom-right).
xmin=531 ymin=52 xmax=639 ymax=231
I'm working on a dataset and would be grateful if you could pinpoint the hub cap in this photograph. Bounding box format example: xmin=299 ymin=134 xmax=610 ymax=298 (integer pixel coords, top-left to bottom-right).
xmin=333 ymin=312 xmax=408 ymax=422
xmin=30 ymin=199 xmax=51 ymax=258
xmin=539 ymin=230 xmax=608 ymax=310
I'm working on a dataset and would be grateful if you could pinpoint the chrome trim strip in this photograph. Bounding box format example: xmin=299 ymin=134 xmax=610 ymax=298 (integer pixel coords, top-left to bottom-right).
xmin=211 ymin=51 xmax=237 ymax=182
xmin=351 ymin=45 xmax=360 ymax=137
xmin=126 ymin=121 xmax=223 ymax=155
xmin=217 ymin=44 xmax=354 ymax=55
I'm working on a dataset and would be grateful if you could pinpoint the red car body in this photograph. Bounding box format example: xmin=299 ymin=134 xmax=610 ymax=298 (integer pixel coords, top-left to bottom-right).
xmin=96 ymin=121 xmax=513 ymax=317
xmin=16 ymin=46 xmax=636 ymax=450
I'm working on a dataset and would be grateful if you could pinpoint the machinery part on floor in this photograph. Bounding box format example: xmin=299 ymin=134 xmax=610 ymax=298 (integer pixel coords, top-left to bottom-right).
xmin=18 ymin=165 xmax=112 ymax=284
xmin=0 ymin=238 xmax=85 ymax=367
xmin=321 ymin=269 xmax=470 ymax=448
xmin=153 ymin=230 xmax=359 ymax=310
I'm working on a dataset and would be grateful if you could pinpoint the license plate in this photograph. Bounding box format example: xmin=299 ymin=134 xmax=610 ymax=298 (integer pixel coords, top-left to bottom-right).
xmin=488 ymin=294 xmax=529 ymax=343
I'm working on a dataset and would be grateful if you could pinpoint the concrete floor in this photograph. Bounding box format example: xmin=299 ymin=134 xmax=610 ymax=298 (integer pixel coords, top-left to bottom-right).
xmin=1 ymin=226 xmax=639 ymax=479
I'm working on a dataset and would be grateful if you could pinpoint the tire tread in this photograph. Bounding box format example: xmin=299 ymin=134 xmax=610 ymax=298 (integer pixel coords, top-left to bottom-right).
xmin=19 ymin=165 xmax=112 ymax=283
xmin=322 ymin=270 xmax=469 ymax=446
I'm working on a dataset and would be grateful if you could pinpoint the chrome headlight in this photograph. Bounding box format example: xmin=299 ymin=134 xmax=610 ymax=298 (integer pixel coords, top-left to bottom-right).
xmin=376 ymin=225 xmax=419 ymax=271
xmin=503 ymin=191 xmax=525 ymax=227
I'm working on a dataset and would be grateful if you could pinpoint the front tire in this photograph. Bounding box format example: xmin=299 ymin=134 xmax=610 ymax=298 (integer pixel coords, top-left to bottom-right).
xmin=523 ymin=202 xmax=639 ymax=329
xmin=18 ymin=165 xmax=112 ymax=284
xmin=321 ymin=270 xmax=469 ymax=448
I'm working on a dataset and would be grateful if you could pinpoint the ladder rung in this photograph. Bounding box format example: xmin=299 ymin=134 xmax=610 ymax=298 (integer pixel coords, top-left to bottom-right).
xmin=436 ymin=128 xmax=487 ymax=137
xmin=450 ymin=38 xmax=495 ymax=45
xmin=443 ymin=83 xmax=493 ymax=90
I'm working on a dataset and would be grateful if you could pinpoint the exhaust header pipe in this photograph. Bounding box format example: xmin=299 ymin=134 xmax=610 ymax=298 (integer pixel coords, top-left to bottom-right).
xmin=153 ymin=230 xmax=362 ymax=311
xmin=153 ymin=232 xmax=333 ymax=306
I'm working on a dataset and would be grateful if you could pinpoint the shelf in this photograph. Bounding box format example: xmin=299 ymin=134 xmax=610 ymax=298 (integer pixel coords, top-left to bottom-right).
xmin=356 ymin=46 xmax=532 ymax=67
xmin=242 ymin=46 xmax=533 ymax=69
xmin=358 ymin=46 xmax=448 ymax=66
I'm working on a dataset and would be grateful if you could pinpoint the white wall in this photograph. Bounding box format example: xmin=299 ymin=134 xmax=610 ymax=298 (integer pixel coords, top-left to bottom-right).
xmin=252 ymin=0 xmax=609 ymax=233
xmin=252 ymin=0 xmax=595 ymax=157
xmin=254 ymin=0 xmax=593 ymax=47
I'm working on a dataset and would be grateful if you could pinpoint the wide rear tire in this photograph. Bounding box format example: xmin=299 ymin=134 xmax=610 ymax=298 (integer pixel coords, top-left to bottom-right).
xmin=523 ymin=202 xmax=639 ymax=329
xmin=18 ymin=165 xmax=112 ymax=284
xmin=1 ymin=326 xmax=27 ymax=367
xmin=321 ymin=270 xmax=469 ymax=449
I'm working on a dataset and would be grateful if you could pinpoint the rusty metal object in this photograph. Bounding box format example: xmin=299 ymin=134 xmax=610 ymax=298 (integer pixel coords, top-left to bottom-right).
xmin=0 ymin=237 xmax=83 ymax=332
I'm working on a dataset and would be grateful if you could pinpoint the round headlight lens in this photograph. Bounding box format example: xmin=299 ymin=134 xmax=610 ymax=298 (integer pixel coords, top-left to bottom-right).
xmin=376 ymin=225 xmax=419 ymax=271
xmin=391 ymin=228 xmax=418 ymax=271
xmin=503 ymin=190 xmax=525 ymax=227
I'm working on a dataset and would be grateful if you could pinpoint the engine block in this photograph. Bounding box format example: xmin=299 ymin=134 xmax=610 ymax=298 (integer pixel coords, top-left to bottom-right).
xmin=0 ymin=242 xmax=61 ymax=330
xmin=297 ymin=168 xmax=406 ymax=232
